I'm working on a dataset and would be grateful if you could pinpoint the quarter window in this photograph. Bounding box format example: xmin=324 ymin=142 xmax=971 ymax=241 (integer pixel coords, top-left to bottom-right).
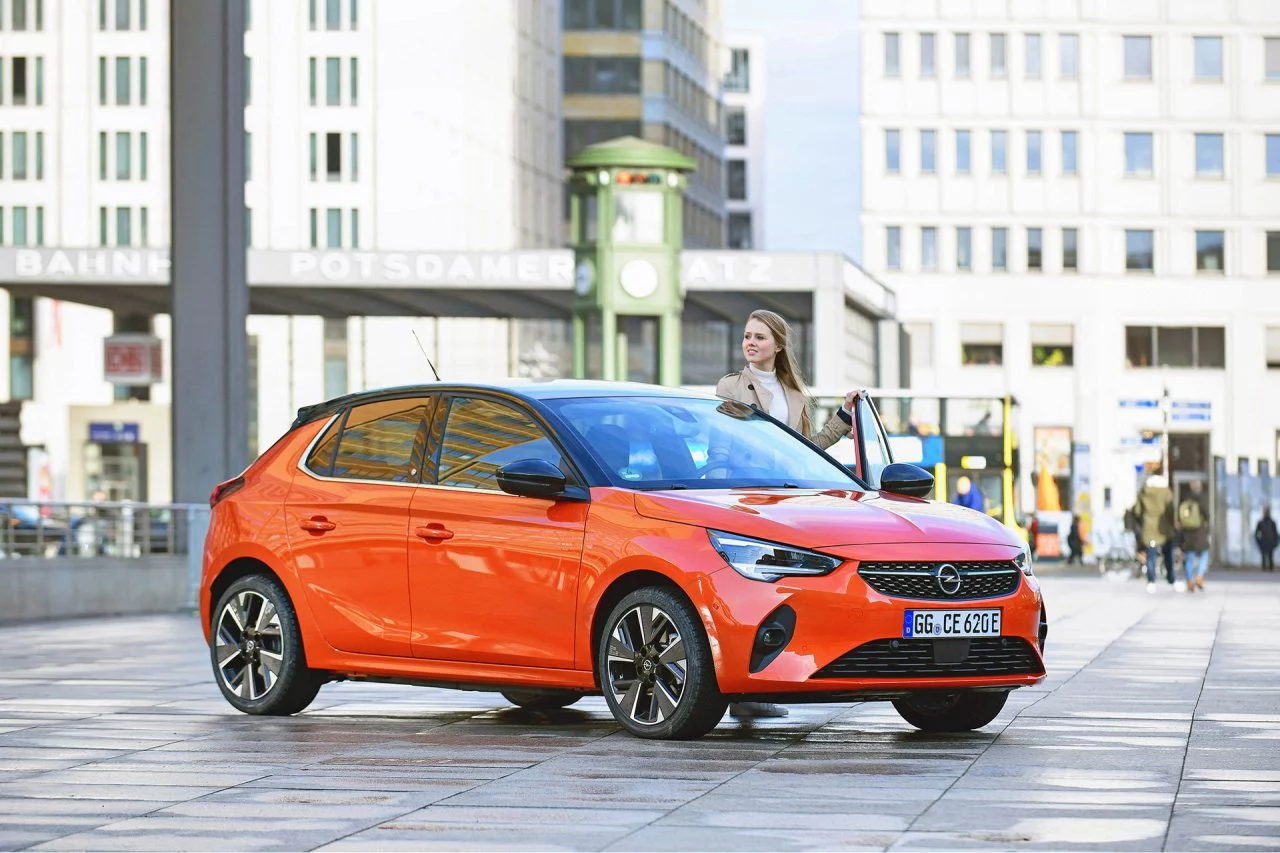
xmin=327 ymin=399 xmax=430 ymax=482
xmin=437 ymin=397 xmax=564 ymax=491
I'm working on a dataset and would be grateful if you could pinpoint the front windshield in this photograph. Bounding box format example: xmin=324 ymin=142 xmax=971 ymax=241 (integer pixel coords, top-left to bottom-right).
xmin=547 ymin=395 xmax=861 ymax=491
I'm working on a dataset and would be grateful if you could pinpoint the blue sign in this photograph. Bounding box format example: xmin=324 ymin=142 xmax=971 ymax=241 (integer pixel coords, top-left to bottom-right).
xmin=1172 ymin=400 xmax=1211 ymax=411
xmin=1119 ymin=399 xmax=1159 ymax=409
xmin=1172 ymin=411 xmax=1211 ymax=423
xmin=89 ymin=422 xmax=140 ymax=443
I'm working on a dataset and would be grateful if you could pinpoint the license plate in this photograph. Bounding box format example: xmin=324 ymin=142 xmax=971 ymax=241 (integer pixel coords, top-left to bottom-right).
xmin=903 ymin=609 xmax=1001 ymax=638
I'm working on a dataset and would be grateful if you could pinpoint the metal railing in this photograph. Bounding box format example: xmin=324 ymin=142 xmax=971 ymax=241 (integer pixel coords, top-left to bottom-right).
xmin=0 ymin=499 xmax=208 ymax=559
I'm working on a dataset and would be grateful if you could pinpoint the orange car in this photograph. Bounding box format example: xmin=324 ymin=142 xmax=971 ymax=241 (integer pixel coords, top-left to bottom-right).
xmin=201 ymin=381 xmax=1047 ymax=739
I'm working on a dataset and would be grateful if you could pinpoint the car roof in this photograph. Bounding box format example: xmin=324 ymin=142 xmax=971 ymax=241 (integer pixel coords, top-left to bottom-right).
xmin=291 ymin=379 xmax=719 ymax=429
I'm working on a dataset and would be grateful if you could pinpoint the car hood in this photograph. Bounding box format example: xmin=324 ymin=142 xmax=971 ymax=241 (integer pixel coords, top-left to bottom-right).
xmin=632 ymin=488 xmax=1019 ymax=549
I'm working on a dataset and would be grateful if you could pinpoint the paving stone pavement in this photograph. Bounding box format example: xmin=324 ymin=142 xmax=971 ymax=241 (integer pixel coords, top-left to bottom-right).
xmin=0 ymin=571 xmax=1277 ymax=851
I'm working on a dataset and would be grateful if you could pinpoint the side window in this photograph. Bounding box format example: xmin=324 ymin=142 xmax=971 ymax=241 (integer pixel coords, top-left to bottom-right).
xmin=304 ymin=413 xmax=344 ymax=476
xmin=329 ymin=398 xmax=430 ymax=483
xmin=436 ymin=397 xmax=563 ymax=491
xmin=858 ymin=399 xmax=893 ymax=489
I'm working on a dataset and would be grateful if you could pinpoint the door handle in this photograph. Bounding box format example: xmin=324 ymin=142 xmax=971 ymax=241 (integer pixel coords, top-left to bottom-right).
xmin=299 ymin=517 xmax=336 ymax=532
xmin=415 ymin=524 xmax=454 ymax=541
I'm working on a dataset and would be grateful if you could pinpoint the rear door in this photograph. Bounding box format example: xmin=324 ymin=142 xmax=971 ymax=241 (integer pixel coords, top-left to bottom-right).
xmin=285 ymin=396 xmax=433 ymax=657
xmin=408 ymin=394 xmax=587 ymax=667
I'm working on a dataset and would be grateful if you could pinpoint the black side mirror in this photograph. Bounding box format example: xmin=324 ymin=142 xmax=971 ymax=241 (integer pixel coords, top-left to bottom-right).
xmin=879 ymin=462 xmax=934 ymax=498
xmin=496 ymin=459 xmax=568 ymax=498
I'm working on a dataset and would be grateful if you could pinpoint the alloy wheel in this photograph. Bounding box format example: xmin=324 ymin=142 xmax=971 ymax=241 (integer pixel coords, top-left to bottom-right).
xmin=214 ymin=589 xmax=285 ymax=701
xmin=605 ymin=604 xmax=688 ymax=726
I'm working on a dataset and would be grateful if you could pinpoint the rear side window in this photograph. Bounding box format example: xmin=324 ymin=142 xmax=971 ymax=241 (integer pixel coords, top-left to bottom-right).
xmin=304 ymin=414 xmax=344 ymax=476
xmin=435 ymin=396 xmax=564 ymax=491
xmin=317 ymin=398 xmax=431 ymax=483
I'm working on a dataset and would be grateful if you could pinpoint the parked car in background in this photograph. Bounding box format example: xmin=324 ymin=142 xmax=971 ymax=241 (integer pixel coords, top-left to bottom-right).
xmin=201 ymin=380 xmax=1048 ymax=739
xmin=0 ymin=503 xmax=73 ymax=557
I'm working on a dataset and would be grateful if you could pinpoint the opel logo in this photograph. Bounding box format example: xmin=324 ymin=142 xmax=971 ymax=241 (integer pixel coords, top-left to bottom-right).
xmin=935 ymin=563 xmax=963 ymax=596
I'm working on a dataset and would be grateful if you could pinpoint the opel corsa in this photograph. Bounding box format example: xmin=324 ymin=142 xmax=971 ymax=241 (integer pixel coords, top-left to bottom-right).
xmin=201 ymin=381 xmax=1047 ymax=739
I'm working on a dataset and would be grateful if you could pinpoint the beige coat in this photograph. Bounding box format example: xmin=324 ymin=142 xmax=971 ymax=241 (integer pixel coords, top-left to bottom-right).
xmin=715 ymin=368 xmax=850 ymax=450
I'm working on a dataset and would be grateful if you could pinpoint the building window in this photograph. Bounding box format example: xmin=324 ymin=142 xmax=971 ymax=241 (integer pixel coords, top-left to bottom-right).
xmin=903 ymin=322 xmax=933 ymax=372
xmin=1126 ymin=326 xmax=1224 ymax=369
xmin=563 ymin=119 xmax=642 ymax=161
xmin=1267 ymin=231 xmax=1280 ymax=272
xmin=116 ymin=131 xmax=131 ymax=179
xmin=991 ymin=130 xmax=1007 ymax=174
xmin=1026 ymin=130 xmax=1042 ymax=175
xmin=1063 ymin=228 xmax=1079 ymax=271
xmin=727 ymin=213 xmax=752 ymax=250
xmin=1268 ymin=134 xmax=1280 ymax=176
xmin=1025 ymin=33 xmax=1041 ymax=78
xmin=725 ymin=47 xmax=750 ymax=91
xmin=955 ymin=129 xmax=971 ymax=174
xmin=727 ymin=159 xmax=746 ymax=200
xmin=955 ymin=33 xmax=971 ymax=77
xmin=12 ymin=207 xmax=28 ymax=245
xmin=325 ymin=132 xmax=342 ymax=180
xmin=961 ymin=323 xmax=1003 ymax=366
xmin=957 ymin=226 xmax=972 ymax=271
xmin=1194 ymin=36 xmax=1223 ymax=81
xmin=12 ymin=132 xmax=27 ymax=180
xmin=115 ymin=206 xmax=131 ymax=246
xmin=564 ymin=0 xmax=642 ymax=32
xmin=1031 ymin=324 xmax=1074 ymax=367
xmin=885 ymin=129 xmax=900 ymax=173
xmin=1125 ymin=132 xmax=1153 ymax=176
xmin=1125 ymin=35 xmax=1153 ymax=80
xmin=1195 ymin=132 xmax=1224 ymax=177
xmin=884 ymin=33 xmax=900 ymax=77
xmin=325 ymin=57 xmax=340 ymax=105
xmin=920 ymin=33 xmax=936 ymax=78
xmin=992 ymin=227 xmax=1008 ymax=271
xmin=1061 ymin=130 xmax=1078 ymax=175
xmin=1266 ymin=327 xmax=1280 ymax=369
xmin=1196 ymin=230 xmax=1224 ymax=273
xmin=1027 ymin=227 xmax=1043 ymax=270
xmin=323 ymin=318 xmax=348 ymax=399
xmin=563 ymin=56 xmax=642 ymax=94
xmin=920 ymin=129 xmax=936 ymax=173
xmin=726 ymin=108 xmax=746 ymax=145
xmin=886 ymin=226 xmax=901 ymax=270
xmin=1060 ymin=34 xmax=1079 ymax=78
xmin=921 ymin=226 xmax=938 ymax=270
xmin=1126 ymin=229 xmax=1154 ymax=272
xmin=115 ymin=56 xmax=131 ymax=105
xmin=1267 ymin=37 xmax=1280 ymax=81
xmin=990 ymin=33 xmax=1006 ymax=77
xmin=325 ymin=208 xmax=342 ymax=248
xmin=9 ymin=296 xmax=34 ymax=401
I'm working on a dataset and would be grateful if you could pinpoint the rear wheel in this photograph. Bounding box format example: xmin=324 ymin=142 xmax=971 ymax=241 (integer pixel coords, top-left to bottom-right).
xmin=893 ymin=690 xmax=1009 ymax=732
xmin=211 ymin=574 xmax=322 ymax=715
xmin=501 ymin=690 xmax=582 ymax=710
xmin=597 ymin=587 xmax=726 ymax=740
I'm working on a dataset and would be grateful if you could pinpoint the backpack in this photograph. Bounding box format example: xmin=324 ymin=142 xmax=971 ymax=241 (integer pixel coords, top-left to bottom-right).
xmin=1178 ymin=498 xmax=1203 ymax=530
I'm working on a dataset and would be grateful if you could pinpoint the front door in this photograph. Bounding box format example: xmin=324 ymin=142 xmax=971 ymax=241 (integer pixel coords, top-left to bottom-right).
xmin=285 ymin=397 xmax=432 ymax=658
xmin=409 ymin=394 xmax=587 ymax=667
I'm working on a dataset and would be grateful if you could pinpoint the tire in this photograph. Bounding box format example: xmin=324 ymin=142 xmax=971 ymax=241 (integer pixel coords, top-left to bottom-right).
xmin=596 ymin=586 xmax=726 ymax=740
xmin=210 ymin=574 xmax=322 ymax=716
xmin=893 ymin=690 xmax=1009 ymax=732
xmin=501 ymin=690 xmax=583 ymax=710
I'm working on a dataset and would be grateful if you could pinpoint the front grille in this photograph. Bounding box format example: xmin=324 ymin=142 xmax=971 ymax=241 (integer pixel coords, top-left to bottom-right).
xmin=812 ymin=637 xmax=1043 ymax=679
xmin=858 ymin=561 xmax=1020 ymax=600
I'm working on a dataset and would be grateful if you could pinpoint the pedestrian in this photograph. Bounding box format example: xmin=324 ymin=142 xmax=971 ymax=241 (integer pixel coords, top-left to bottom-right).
xmin=715 ymin=308 xmax=861 ymax=720
xmin=953 ymin=476 xmax=986 ymax=513
xmin=1132 ymin=472 xmax=1175 ymax=592
xmin=1254 ymin=506 xmax=1278 ymax=572
xmin=1027 ymin=515 xmax=1040 ymax=560
xmin=1178 ymin=481 xmax=1211 ymax=591
xmin=1066 ymin=514 xmax=1083 ymax=564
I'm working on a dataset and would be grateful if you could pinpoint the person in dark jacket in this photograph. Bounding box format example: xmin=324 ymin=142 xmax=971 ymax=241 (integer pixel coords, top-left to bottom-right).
xmin=1177 ymin=481 xmax=1211 ymax=591
xmin=1255 ymin=506 xmax=1278 ymax=572
xmin=1066 ymin=514 xmax=1083 ymax=564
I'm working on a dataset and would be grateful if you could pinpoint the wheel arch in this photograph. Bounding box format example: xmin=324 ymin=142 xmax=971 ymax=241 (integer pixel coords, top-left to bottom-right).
xmin=207 ymin=557 xmax=321 ymax=670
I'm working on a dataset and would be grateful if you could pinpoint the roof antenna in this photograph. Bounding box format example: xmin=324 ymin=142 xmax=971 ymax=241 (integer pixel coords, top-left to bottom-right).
xmin=411 ymin=330 xmax=441 ymax=381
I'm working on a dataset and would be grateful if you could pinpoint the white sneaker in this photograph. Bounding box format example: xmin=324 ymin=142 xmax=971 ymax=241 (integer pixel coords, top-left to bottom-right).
xmin=1174 ymin=581 xmax=1187 ymax=592
xmin=1146 ymin=582 xmax=1157 ymax=593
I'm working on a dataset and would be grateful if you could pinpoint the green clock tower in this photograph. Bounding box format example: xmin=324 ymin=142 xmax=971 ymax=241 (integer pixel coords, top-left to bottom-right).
xmin=566 ymin=137 xmax=696 ymax=386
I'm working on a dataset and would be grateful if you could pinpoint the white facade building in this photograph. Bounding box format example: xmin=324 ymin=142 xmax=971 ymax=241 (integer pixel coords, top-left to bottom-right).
xmin=0 ymin=0 xmax=562 ymax=502
xmin=861 ymin=0 xmax=1280 ymax=534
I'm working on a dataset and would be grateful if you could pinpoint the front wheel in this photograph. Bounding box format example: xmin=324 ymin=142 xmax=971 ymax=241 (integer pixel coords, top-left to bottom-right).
xmin=211 ymin=574 xmax=322 ymax=715
xmin=893 ymin=690 xmax=1009 ymax=732
xmin=501 ymin=690 xmax=583 ymax=710
xmin=597 ymin=587 xmax=726 ymax=740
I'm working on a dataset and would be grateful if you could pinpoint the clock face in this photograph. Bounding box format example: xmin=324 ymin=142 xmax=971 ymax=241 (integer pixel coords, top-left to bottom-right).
xmin=619 ymin=259 xmax=659 ymax=299
xmin=574 ymin=260 xmax=594 ymax=296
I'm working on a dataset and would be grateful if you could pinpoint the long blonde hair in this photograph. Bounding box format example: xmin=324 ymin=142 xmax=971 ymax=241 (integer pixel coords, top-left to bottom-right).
xmin=747 ymin=309 xmax=813 ymax=429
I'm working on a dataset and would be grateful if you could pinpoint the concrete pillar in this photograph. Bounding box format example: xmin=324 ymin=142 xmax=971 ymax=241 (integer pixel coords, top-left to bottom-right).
xmin=170 ymin=0 xmax=248 ymax=503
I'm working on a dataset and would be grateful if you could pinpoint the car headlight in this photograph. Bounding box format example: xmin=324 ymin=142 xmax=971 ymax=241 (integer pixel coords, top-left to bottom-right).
xmin=708 ymin=530 xmax=841 ymax=583
xmin=1014 ymin=544 xmax=1034 ymax=577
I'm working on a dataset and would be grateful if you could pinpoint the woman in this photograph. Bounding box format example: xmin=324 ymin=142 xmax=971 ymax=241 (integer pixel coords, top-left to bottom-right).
xmin=715 ymin=309 xmax=860 ymax=720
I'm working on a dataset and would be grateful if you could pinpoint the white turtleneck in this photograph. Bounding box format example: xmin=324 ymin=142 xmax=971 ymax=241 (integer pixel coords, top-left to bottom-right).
xmin=747 ymin=364 xmax=789 ymax=424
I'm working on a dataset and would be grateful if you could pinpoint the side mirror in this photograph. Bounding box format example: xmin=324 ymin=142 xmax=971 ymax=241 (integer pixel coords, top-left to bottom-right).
xmin=879 ymin=462 xmax=934 ymax=498
xmin=496 ymin=458 xmax=568 ymax=498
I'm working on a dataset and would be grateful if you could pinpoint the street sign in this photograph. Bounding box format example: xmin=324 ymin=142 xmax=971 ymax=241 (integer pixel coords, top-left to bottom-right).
xmin=1119 ymin=399 xmax=1159 ymax=409
xmin=1171 ymin=400 xmax=1211 ymax=411
xmin=1171 ymin=410 xmax=1212 ymax=423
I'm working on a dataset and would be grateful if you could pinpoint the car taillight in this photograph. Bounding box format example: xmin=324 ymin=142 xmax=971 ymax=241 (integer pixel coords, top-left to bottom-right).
xmin=209 ymin=476 xmax=246 ymax=508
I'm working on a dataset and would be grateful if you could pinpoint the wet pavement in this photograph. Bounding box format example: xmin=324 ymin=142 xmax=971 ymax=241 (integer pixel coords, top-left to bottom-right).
xmin=0 ymin=571 xmax=1278 ymax=851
